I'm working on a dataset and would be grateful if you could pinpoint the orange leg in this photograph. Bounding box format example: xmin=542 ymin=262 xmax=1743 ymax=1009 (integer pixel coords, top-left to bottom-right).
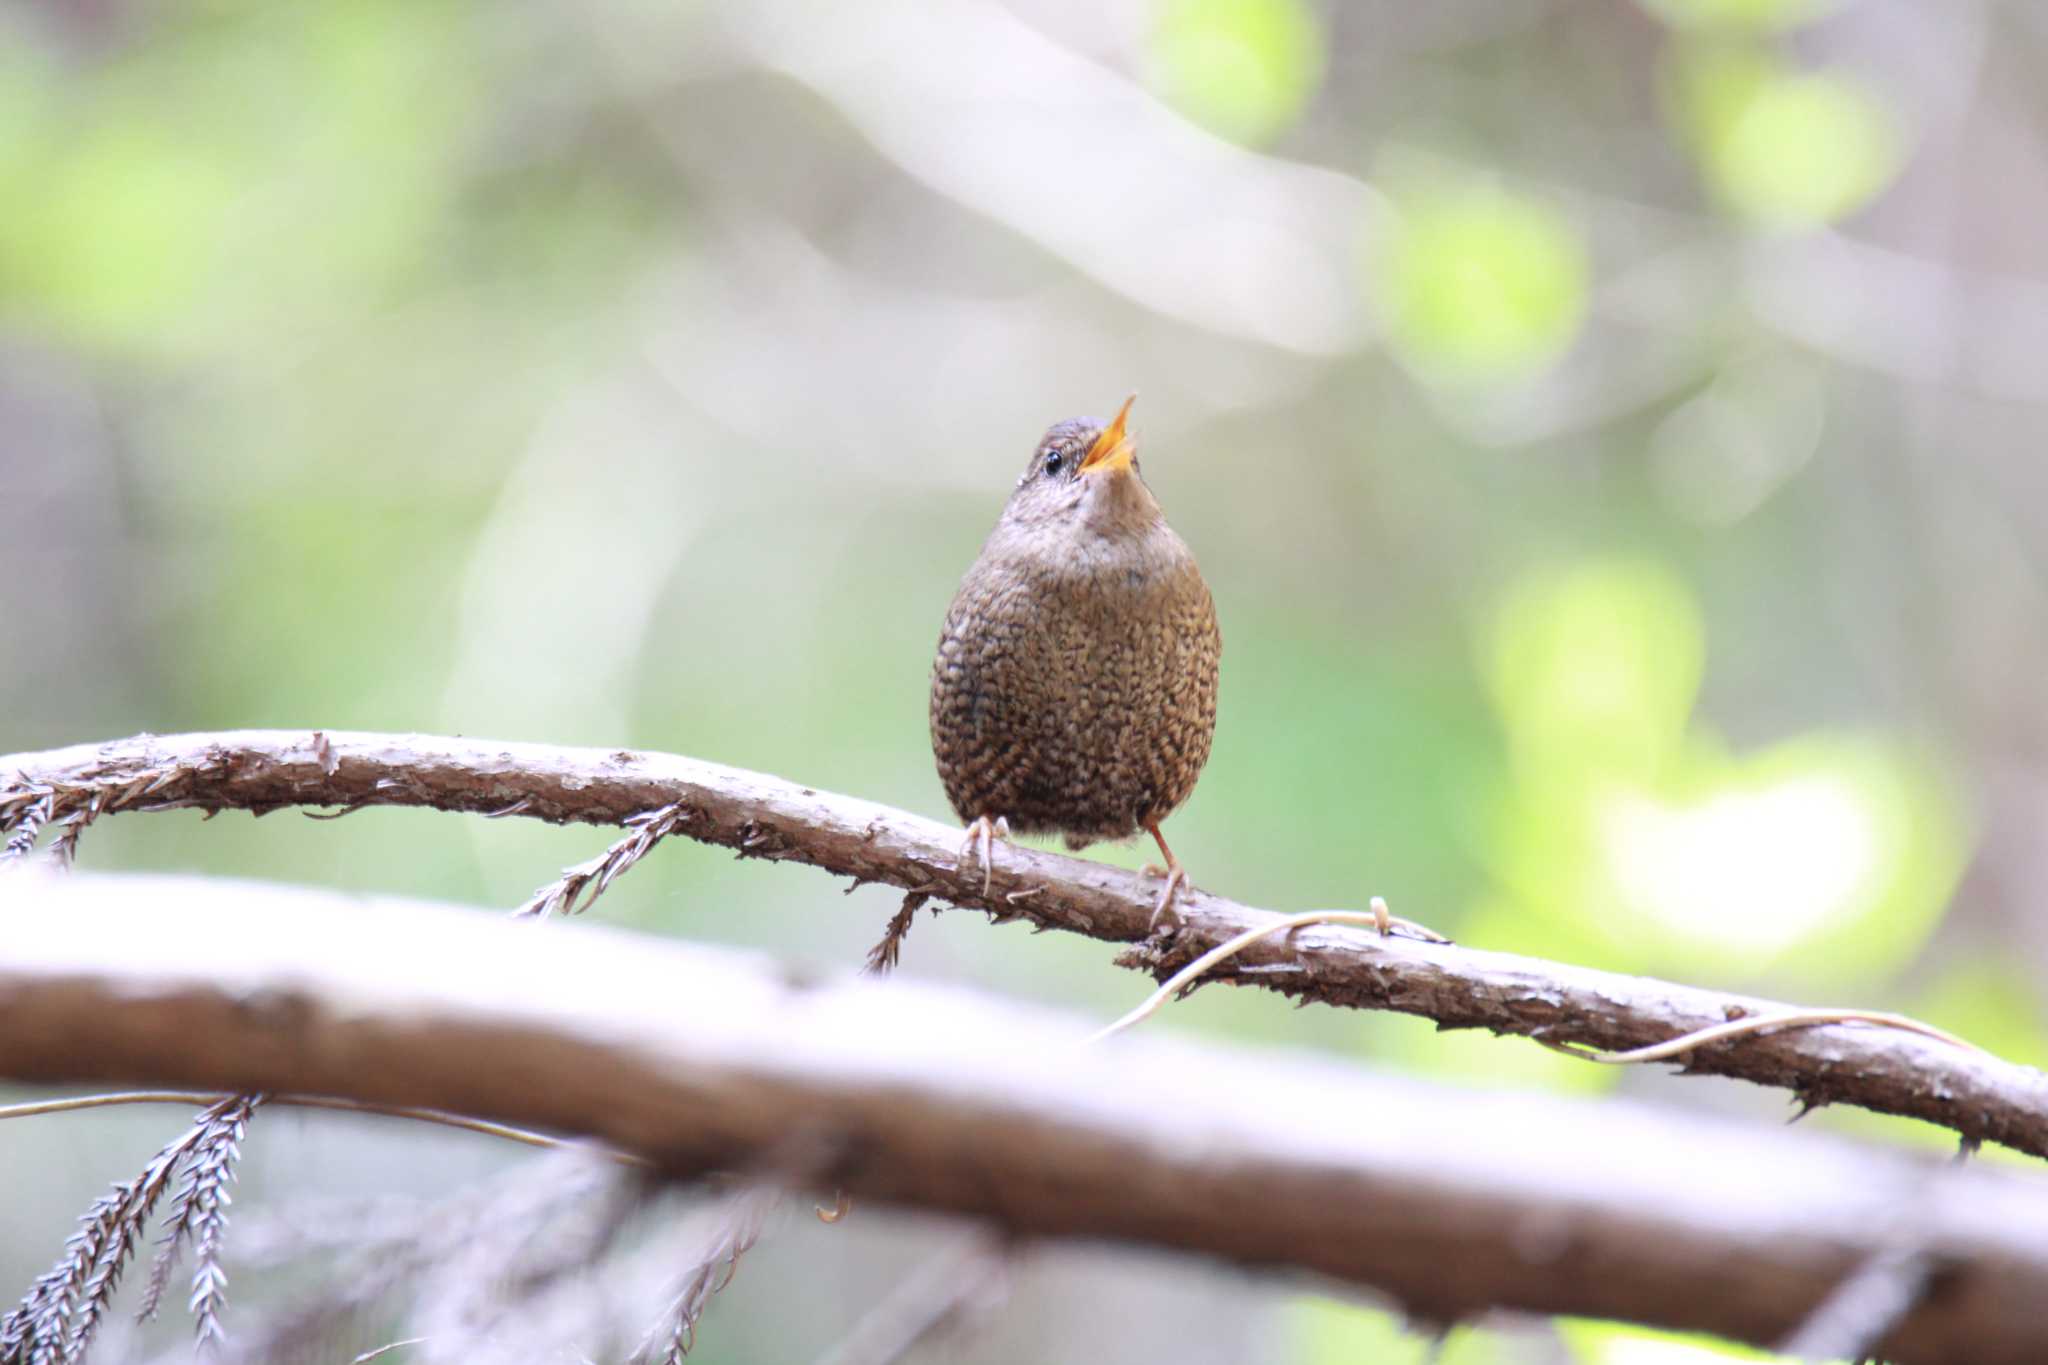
xmin=1141 ymin=822 xmax=1188 ymax=932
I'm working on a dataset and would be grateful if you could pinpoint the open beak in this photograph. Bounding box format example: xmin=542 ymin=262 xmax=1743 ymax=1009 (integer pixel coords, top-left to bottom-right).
xmin=1078 ymin=395 xmax=1137 ymax=476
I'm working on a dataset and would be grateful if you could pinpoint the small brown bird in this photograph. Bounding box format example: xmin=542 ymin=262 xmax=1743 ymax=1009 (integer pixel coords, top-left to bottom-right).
xmin=930 ymin=397 xmax=1221 ymax=926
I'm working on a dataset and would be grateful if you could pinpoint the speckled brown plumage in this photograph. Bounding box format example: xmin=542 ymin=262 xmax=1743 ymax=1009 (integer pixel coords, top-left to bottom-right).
xmin=930 ymin=406 xmax=1220 ymax=873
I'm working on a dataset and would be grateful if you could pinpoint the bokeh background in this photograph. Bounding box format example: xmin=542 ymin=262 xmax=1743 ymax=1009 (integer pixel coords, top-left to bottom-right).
xmin=5 ymin=0 xmax=2048 ymax=1359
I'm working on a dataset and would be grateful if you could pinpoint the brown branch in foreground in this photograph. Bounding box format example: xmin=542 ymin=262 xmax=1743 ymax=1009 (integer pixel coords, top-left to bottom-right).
xmin=5 ymin=729 xmax=2047 ymax=1161
xmin=4 ymin=872 xmax=2048 ymax=1363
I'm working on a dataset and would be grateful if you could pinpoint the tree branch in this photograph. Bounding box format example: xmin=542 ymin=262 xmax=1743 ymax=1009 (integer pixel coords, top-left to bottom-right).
xmin=4 ymin=871 xmax=2048 ymax=1364
xmin=6 ymin=729 xmax=2047 ymax=1159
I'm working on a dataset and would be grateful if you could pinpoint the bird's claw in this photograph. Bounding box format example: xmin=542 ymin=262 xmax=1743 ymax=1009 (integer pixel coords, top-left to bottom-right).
xmin=1144 ymin=862 xmax=1187 ymax=934
xmin=958 ymin=815 xmax=1011 ymax=897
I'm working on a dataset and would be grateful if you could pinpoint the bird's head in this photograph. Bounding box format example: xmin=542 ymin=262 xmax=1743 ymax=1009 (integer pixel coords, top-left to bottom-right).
xmin=1000 ymin=396 xmax=1160 ymax=534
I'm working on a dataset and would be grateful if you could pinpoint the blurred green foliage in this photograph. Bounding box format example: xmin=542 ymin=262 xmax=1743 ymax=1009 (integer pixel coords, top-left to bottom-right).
xmin=1488 ymin=560 xmax=1703 ymax=785
xmin=1 ymin=1 xmax=479 ymax=353
xmin=1641 ymin=0 xmax=1901 ymax=230
xmin=1147 ymin=0 xmax=1325 ymax=146
xmin=1634 ymin=0 xmax=1838 ymax=33
xmin=0 ymin=0 xmax=2032 ymax=1360
xmin=1557 ymin=1319 xmax=1794 ymax=1362
xmin=1293 ymin=1303 xmax=1810 ymax=1365
xmin=1913 ymin=960 xmax=2048 ymax=1073
xmin=1666 ymin=46 xmax=1901 ymax=229
xmin=1477 ymin=561 xmax=1965 ymax=987
xmin=1295 ymin=1297 xmax=1506 ymax=1364
xmin=1376 ymin=181 xmax=1589 ymax=388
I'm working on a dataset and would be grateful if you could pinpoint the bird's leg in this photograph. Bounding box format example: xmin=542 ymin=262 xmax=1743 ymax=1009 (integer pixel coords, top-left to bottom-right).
xmin=1140 ymin=822 xmax=1187 ymax=932
xmin=957 ymin=815 xmax=1012 ymax=897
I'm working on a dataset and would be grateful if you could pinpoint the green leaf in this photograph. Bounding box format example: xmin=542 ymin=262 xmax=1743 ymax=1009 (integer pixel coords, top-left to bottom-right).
xmin=1148 ymin=0 xmax=1325 ymax=146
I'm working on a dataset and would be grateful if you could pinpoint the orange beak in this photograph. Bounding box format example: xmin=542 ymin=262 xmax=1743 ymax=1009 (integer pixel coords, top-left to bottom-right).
xmin=1078 ymin=394 xmax=1137 ymax=476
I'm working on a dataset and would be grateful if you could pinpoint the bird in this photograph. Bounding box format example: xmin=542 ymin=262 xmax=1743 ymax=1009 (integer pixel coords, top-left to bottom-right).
xmin=929 ymin=396 xmax=1221 ymax=928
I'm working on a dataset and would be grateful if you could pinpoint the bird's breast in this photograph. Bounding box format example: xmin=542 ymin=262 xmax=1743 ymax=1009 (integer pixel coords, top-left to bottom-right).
xmin=931 ymin=523 xmax=1219 ymax=839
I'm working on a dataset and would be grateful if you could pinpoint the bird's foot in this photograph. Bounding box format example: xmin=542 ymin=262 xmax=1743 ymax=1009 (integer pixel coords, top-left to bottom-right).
xmin=957 ymin=815 xmax=1011 ymax=897
xmin=1139 ymin=821 xmax=1192 ymax=933
xmin=1140 ymin=860 xmax=1187 ymax=934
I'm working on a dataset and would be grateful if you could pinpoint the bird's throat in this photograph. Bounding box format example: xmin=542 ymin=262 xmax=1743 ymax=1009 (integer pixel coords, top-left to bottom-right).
xmin=1080 ymin=467 xmax=1161 ymax=537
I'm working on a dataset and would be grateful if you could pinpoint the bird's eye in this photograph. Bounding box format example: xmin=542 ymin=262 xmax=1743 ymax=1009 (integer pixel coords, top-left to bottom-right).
xmin=1043 ymin=451 xmax=1064 ymax=477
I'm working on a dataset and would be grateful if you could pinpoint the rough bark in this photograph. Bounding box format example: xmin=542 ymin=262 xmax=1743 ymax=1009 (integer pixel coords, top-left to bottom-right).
xmin=6 ymin=729 xmax=2047 ymax=1160
xmin=4 ymin=871 xmax=2048 ymax=1364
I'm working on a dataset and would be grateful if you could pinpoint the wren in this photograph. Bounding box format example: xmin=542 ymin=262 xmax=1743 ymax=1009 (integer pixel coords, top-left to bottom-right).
xmin=929 ymin=397 xmax=1221 ymax=926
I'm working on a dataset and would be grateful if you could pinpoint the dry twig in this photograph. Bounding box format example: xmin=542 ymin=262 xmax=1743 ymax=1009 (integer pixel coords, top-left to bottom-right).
xmin=1091 ymin=901 xmax=1444 ymax=1040
xmin=3 ymin=730 xmax=2040 ymax=1158
xmin=1095 ymin=903 xmax=1980 ymax=1094
xmin=0 ymin=1090 xmax=644 ymax=1162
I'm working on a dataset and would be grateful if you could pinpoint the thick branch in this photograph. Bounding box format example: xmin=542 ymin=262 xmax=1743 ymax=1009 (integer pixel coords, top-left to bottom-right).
xmin=5 ymin=873 xmax=2048 ymax=1364
xmin=6 ymin=730 xmax=2047 ymax=1159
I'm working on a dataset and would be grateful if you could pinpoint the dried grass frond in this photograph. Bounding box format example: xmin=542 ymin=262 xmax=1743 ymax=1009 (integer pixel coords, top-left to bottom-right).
xmin=629 ymin=1186 xmax=778 ymax=1365
xmin=225 ymin=1193 xmax=437 ymax=1269
xmin=43 ymin=792 xmax=105 ymax=869
xmin=863 ymin=891 xmax=930 ymax=975
xmin=182 ymin=1148 xmax=631 ymax=1365
xmin=0 ymin=1095 xmax=257 ymax=1365
xmin=411 ymin=1153 xmax=641 ymax=1364
xmin=514 ymin=803 xmax=688 ymax=920
xmin=3 ymin=765 xmax=183 ymax=868
xmin=150 ymin=1094 xmax=260 ymax=1345
xmin=1 ymin=788 xmax=53 ymax=863
xmin=1 ymin=1185 xmax=128 ymax=1365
